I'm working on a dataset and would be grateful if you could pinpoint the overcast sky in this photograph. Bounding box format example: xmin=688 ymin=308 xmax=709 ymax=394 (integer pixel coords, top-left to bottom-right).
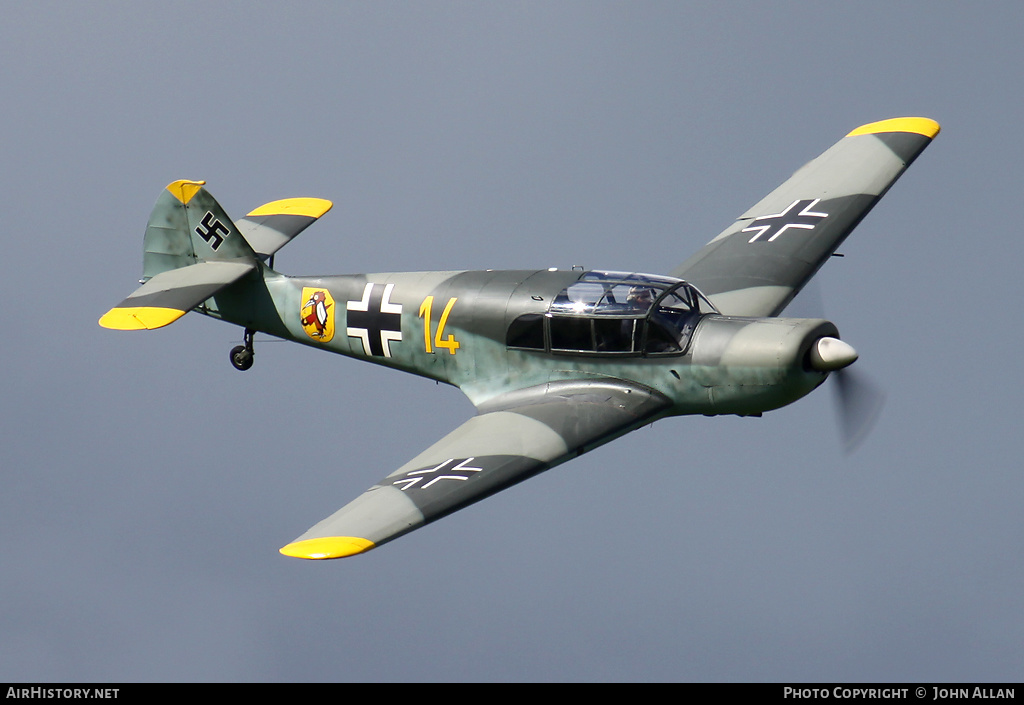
xmin=2 ymin=1 xmax=1022 ymax=682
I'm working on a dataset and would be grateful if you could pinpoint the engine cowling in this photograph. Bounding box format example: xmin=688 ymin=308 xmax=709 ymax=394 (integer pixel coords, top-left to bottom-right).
xmin=687 ymin=316 xmax=842 ymax=415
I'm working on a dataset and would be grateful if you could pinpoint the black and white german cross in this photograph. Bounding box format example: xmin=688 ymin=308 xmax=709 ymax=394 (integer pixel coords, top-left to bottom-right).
xmin=392 ymin=458 xmax=484 ymax=492
xmin=346 ymin=283 xmax=403 ymax=357
xmin=741 ymin=198 xmax=829 ymax=243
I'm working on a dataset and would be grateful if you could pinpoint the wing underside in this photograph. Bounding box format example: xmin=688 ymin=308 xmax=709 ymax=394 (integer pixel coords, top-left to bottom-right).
xmin=672 ymin=117 xmax=940 ymax=317
xmin=280 ymin=380 xmax=671 ymax=559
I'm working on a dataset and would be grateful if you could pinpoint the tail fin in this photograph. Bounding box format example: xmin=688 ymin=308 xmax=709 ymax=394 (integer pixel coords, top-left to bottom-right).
xmin=100 ymin=180 xmax=259 ymax=330
xmin=143 ymin=180 xmax=257 ymax=279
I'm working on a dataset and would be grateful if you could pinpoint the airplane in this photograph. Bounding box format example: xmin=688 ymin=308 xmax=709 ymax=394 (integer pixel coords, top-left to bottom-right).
xmin=100 ymin=117 xmax=940 ymax=560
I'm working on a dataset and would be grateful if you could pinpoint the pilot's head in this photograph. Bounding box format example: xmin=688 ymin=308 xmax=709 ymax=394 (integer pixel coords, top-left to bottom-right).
xmin=627 ymin=287 xmax=655 ymax=307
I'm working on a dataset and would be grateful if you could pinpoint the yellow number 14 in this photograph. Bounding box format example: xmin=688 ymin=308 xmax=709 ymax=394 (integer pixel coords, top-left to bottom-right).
xmin=418 ymin=296 xmax=460 ymax=354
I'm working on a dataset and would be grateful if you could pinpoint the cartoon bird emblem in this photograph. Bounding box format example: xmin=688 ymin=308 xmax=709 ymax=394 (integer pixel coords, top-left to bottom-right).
xmin=301 ymin=290 xmax=333 ymax=340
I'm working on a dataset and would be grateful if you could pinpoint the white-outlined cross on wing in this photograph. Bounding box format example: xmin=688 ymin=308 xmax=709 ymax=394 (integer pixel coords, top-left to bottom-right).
xmin=392 ymin=457 xmax=483 ymax=491
xmin=742 ymin=198 xmax=829 ymax=243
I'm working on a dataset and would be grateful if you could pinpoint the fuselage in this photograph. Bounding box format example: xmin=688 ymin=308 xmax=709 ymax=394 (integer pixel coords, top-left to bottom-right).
xmin=204 ymin=263 xmax=834 ymax=416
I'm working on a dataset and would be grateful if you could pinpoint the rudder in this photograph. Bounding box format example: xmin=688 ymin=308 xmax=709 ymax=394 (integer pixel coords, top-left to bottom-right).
xmin=143 ymin=180 xmax=257 ymax=279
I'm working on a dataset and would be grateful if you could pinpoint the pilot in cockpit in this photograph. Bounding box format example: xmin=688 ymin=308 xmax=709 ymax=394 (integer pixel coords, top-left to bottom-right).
xmin=626 ymin=286 xmax=656 ymax=312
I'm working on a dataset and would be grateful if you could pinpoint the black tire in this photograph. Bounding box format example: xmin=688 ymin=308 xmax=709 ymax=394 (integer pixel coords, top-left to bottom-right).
xmin=230 ymin=345 xmax=254 ymax=371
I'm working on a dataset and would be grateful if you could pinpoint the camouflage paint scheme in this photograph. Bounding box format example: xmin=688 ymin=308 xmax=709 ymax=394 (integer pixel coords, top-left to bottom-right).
xmin=100 ymin=117 xmax=939 ymax=559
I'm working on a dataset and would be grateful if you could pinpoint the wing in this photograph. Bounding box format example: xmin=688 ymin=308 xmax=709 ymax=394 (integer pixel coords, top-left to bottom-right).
xmin=672 ymin=117 xmax=940 ymax=317
xmin=280 ymin=380 xmax=671 ymax=559
xmin=235 ymin=197 xmax=333 ymax=259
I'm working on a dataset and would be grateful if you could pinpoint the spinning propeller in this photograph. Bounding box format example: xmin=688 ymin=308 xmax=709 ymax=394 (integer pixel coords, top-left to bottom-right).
xmin=806 ymin=336 xmax=886 ymax=453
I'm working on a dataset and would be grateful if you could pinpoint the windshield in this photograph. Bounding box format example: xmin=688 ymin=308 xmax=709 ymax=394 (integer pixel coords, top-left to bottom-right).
xmin=548 ymin=271 xmax=694 ymax=317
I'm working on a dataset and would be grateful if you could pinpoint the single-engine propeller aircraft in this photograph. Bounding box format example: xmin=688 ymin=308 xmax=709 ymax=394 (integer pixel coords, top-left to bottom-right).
xmin=101 ymin=117 xmax=939 ymax=559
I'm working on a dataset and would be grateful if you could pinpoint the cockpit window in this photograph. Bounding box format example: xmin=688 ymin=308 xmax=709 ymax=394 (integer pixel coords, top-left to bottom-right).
xmin=548 ymin=270 xmax=683 ymax=317
xmin=506 ymin=313 xmax=545 ymax=349
xmin=506 ymin=270 xmax=718 ymax=355
xmin=549 ymin=281 xmax=606 ymax=316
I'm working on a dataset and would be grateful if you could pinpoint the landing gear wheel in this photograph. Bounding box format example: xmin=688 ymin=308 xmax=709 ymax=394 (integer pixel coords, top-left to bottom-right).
xmin=230 ymin=345 xmax=254 ymax=371
xmin=229 ymin=328 xmax=256 ymax=371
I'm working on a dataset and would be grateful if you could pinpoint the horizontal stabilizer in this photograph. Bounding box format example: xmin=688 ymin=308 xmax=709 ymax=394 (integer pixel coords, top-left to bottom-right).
xmin=99 ymin=260 xmax=255 ymax=330
xmin=236 ymin=198 xmax=333 ymax=258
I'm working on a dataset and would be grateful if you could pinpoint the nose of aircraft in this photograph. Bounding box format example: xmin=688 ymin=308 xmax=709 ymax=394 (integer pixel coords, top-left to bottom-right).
xmin=807 ymin=336 xmax=859 ymax=372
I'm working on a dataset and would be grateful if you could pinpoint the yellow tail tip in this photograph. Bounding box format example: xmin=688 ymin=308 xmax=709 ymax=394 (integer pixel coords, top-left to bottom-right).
xmin=99 ymin=306 xmax=185 ymax=330
xmin=279 ymin=537 xmax=376 ymax=559
xmin=165 ymin=179 xmax=207 ymax=204
xmin=847 ymin=117 xmax=941 ymax=138
xmin=247 ymin=197 xmax=333 ymax=219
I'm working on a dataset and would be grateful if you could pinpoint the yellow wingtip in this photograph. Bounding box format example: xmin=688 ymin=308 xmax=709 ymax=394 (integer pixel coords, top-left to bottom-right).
xmin=166 ymin=180 xmax=207 ymax=204
xmin=279 ymin=537 xmax=376 ymax=560
xmin=99 ymin=306 xmax=186 ymax=330
xmin=247 ymin=197 xmax=333 ymax=219
xmin=847 ymin=117 xmax=941 ymax=139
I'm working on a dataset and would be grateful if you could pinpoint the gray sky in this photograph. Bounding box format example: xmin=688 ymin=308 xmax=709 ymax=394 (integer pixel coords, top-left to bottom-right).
xmin=2 ymin=1 xmax=1022 ymax=682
